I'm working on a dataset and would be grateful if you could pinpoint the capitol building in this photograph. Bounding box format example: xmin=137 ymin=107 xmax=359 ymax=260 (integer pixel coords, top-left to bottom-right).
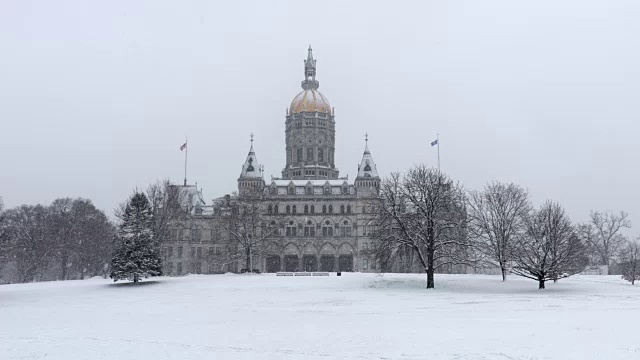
xmin=161 ymin=47 xmax=381 ymax=275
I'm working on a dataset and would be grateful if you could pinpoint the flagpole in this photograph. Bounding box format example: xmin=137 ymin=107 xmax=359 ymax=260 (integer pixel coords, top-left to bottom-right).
xmin=437 ymin=133 xmax=440 ymax=171
xmin=184 ymin=137 xmax=188 ymax=186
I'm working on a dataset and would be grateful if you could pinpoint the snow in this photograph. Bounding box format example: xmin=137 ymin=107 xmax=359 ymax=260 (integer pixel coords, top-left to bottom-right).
xmin=1 ymin=274 xmax=639 ymax=359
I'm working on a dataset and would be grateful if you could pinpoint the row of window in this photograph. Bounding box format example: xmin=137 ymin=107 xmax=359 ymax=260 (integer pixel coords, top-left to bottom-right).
xmin=272 ymin=186 xmax=351 ymax=195
xmin=170 ymin=228 xmax=222 ymax=242
xmin=162 ymin=245 xmax=224 ymax=259
xmin=163 ymin=258 xmax=370 ymax=275
xmin=268 ymin=204 xmax=352 ymax=215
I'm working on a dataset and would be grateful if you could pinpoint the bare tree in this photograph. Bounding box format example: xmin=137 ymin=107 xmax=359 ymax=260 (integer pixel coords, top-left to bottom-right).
xmin=116 ymin=179 xmax=187 ymax=241
xmin=0 ymin=197 xmax=7 ymax=266
xmin=371 ymin=166 xmax=469 ymax=289
xmin=2 ymin=205 xmax=55 ymax=282
xmin=467 ymin=182 xmax=530 ymax=281
xmin=585 ymin=211 xmax=631 ymax=266
xmin=620 ymin=239 xmax=640 ymax=285
xmin=218 ymin=188 xmax=279 ymax=272
xmin=511 ymin=201 xmax=588 ymax=289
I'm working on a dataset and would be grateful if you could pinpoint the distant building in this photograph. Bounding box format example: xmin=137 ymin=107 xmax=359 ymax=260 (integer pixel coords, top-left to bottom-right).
xmin=161 ymin=47 xmax=381 ymax=275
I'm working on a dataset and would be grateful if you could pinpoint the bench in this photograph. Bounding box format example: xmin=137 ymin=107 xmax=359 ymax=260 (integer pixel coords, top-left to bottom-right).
xmin=276 ymin=272 xmax=294 ymax=276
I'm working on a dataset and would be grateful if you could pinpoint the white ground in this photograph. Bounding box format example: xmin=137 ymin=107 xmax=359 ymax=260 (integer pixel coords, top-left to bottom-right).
xmin=1 ymin=273 xmax=639 ymax=360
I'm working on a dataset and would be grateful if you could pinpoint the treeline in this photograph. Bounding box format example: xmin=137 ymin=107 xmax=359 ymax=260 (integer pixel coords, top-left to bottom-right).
xmin=370 ymin=165 xmax=640 ymax=289
xmin=0 ymin=197 xmax=115 ymax=283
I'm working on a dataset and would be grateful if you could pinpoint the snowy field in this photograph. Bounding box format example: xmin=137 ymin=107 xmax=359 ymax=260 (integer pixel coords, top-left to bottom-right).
xmin=1 ymin=273 xmax=639 ymax=360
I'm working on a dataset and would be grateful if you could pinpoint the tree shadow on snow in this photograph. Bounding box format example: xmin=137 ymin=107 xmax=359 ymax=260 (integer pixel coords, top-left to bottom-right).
xmin=108 ymin=280 xmax=162 ymax=288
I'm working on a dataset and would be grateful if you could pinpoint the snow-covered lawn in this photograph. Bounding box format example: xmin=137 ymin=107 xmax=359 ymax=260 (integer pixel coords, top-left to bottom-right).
xmin=1 ymin=273 xmax=639 ymax=359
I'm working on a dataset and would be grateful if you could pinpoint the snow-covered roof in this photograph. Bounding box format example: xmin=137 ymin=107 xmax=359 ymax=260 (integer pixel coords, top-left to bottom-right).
xmin=240 ymin=142 xmax=262 ymax=179
xmin=270 ymin=179 xmax=350 ymax=187
xmin=357 ymin=140 xmax=379 ymax=178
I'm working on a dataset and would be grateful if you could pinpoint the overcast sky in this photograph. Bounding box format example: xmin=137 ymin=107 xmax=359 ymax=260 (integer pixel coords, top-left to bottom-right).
xmin=1 ymin=0 xmax=639 ymax=232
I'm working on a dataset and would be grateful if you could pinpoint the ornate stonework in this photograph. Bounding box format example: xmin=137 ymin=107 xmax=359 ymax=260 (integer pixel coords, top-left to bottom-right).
xmin=161 ymin=47 xmax=381 ymax=275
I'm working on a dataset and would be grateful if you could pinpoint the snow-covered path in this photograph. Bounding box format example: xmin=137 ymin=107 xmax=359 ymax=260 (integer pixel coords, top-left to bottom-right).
xmin=1 ymin=273 xmax=639 ymax=359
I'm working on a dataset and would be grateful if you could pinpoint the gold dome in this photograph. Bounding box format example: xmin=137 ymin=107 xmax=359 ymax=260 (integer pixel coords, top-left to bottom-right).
xmin=290 ymin=89 xmax=331 ymax=114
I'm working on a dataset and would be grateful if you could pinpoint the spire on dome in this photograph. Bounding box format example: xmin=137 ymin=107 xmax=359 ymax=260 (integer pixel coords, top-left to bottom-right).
xmin=357 ymin=133 xmax=379 ymax=178
xmin=240 ymin=133 xmax=262 ymax=179
xmin=302 ymin=45 xmax=319 ymax=90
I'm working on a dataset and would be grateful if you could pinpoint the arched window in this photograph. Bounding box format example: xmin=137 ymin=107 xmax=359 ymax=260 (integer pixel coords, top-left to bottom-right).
xmin=322 ymin=220 xmax=334 ymax=237
xmin=340 ymin=220 xmax=352 ymax=237
xmin=292 ymin=205 xmax=297 ymax=214
xmin=286 ymin=205 xmax=291 ymax=214
xmin=304 ymin=220 xmax=315 ymax=237
xmin=322 ymin=205 xmax=327 ymax=214
xmin=268 ymin=205 xmax=273 ymax=215
xmin=304 ymin=205 xmax=309 ymax=214
xmin=286 ymin=220 xmax=297 ymax=237
xmin=310 ymin=205 xmax=315 ymax=214
xmin=347 ymin=205 xmax=351 ymax=214
xmin=340 ymin=205 xmax=345 ymax=214
xmin=329 ymin=205 xmax=333 ymax=214
xmin=274 ymin=205 xmax=279 ymax=214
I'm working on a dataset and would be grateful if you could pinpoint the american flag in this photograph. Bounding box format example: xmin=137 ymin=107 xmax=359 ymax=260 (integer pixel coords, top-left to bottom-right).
xmin=180 ymin=142 xmax=187 ymax=151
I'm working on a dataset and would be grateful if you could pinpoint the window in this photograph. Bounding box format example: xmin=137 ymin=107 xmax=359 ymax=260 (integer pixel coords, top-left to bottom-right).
xmin=171 ymin=229 xmax=178 ymax=241
xmin=310 ymin=205 xmax=315 ymax=214
xmin=286 ymin=205 xmax=291 ymax=214
xmin=197 ymin=247 xmax=202 ymax=259
xmin=304 ymin=221 xmax=315 ymax=237
xmin=177 ymin=246 xmax=183 ymax=258
xmin=192 ymin=228 xmax=201 ymax=243
xmin=166 ymin=262 xmax=174 ymax=275
xmin=347 ymin=205 xmax=351 ymax=214
xmin=274 ymin=205 xmax=279 ymax=214
xmin=318 ymin=148 xmax=324 ymax=162
xmin=177 ymin=262 xmax=183 ymax=275
xmin=288 ymin=187 xmax=295 ymax=195
xmin=286 ymin=221 xmax=297 ymax=237
xmin=322 ymin=205 xmax=327 ymax=214
xmin=328 ymin=205 xmax=333 ymax=214
xmin=297 ymin=148 xmax=303 ymax=162
xmin=191 ymin=247 xmax=196 ymax=258
xmin=340 ymin=221 xmax=352 ymax=237
xmin=177 ymin=229 xmax=184 ymax=241
xmin=168 ymin=247 xmax=173 ymax=258
xmin=307 ymin=147 xmax=313 ymax=161
xmin=363 ymin=259 xmax=369 ymax=271
xmin=268 ymin=205 xmax=273 ymax=214
xmin=363 ymin=242 xmax=369 ymax=251
xmin=304 ymin=205 xmax=309 ymax=214
xmin=322 ymin=221 xmax=334 ymax=237
xmin=292 ymin=205 xmax=297 ymax=214
xmin=340 ymin=205 xmax=345 ymax=214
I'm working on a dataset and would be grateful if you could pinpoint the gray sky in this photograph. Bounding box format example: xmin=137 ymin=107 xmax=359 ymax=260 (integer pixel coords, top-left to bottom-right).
xmin=1 ymin=0 xmax=639 ymax=233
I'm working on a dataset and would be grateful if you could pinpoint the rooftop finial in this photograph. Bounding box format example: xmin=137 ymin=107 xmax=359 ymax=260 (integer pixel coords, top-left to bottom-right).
xmin=302 ymin=45 xmax=319 ymax=90
xmin=364 ymin=133 xmax=370 ymax=154
xmin=250 ymin=132 xmax=254 ymax=144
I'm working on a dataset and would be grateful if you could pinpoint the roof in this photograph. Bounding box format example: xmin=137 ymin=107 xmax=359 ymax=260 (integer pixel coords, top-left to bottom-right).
xmin=290 ymin=89 xmax=331 ymax=114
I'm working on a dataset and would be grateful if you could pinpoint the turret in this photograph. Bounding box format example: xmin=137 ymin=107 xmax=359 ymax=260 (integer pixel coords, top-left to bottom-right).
xmin=238 ymin=133 xmax=265 ymax=194
xmin=355 ymin=133 xmax=380 ymax=194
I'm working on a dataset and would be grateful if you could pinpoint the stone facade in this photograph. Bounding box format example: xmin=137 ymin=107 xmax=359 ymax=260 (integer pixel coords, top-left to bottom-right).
xmin=160 ymin=47 xmax=381 ymax=275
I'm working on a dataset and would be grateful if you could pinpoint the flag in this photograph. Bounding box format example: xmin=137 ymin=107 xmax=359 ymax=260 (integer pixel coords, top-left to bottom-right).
xmin=180 ymin=142 xmax=187 ymax=151
xmin=431 ymin=139 xmax=438 ymax=146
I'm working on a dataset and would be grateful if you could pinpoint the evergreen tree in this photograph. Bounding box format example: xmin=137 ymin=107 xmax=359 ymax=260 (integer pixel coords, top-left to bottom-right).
xmin=110 ymin=192 xmax=162 ymax=283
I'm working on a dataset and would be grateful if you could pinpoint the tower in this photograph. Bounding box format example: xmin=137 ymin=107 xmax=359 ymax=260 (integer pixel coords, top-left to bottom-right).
xmin=355 ymin=133 xmax=380 ymax=195
xmin=282 ymin=46 xmax=339 ymax=180
xmin=238 ymin=134 xmax=265 ymax=194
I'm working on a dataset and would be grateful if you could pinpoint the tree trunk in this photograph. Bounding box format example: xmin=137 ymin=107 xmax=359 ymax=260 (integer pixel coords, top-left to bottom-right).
xmin=133 ymin=274 xmax=139 ymax=283
xmin=60 ymin=255 xmax=68 ymax=281
xmin=538 ymin=277 xmax=545 ymax=289
xmin=501 ymin=267 xmax=507 ymax=281
xmin=246 ymin=248 xmax=251 ymax=273
xmin=426 ymin=250 xmax=435 ymax=289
